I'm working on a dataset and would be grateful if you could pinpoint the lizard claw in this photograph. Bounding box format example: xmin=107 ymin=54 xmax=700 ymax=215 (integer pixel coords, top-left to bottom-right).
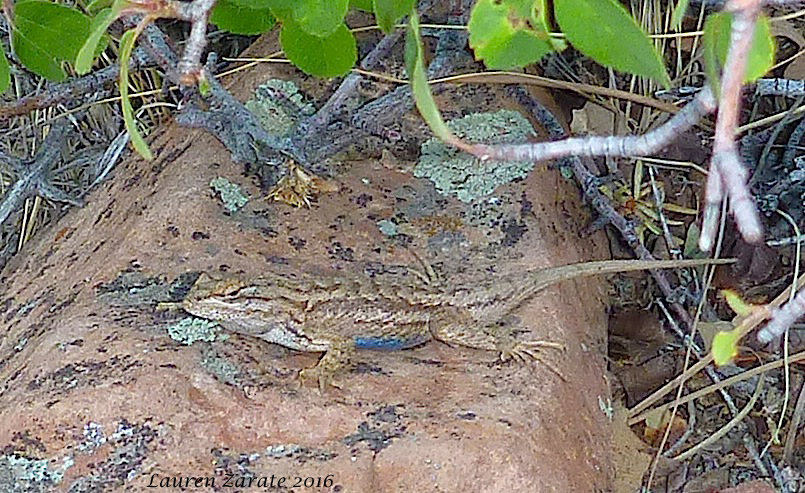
xmin=499 ymin=340 xmax=564 ymax=362
xmin=298 ymin=342 xmax=352 ymax=392
xmin=299 ymin=366 xmax=341 ymax=393
xmin=499 ymin=340 xmax=566 ymax=380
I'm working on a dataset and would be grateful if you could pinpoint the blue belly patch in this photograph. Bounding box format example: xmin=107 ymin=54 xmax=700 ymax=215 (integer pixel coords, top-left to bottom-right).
xmin=354 ymin=335 xmax=428 ymax=350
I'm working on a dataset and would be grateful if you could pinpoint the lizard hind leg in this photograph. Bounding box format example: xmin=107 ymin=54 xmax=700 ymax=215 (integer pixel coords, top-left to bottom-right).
xmin=497 ymin=336 xmax=566 ymax=381
xmin=431 ymin=320 xmax=566 ymax=380
xmin=299 ymin=338 xmax=356 ymax=392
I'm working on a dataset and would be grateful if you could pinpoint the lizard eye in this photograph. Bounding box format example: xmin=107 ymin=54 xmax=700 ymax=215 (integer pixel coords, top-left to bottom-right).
xmin=218 ymin=280 xmax=245 ymax=297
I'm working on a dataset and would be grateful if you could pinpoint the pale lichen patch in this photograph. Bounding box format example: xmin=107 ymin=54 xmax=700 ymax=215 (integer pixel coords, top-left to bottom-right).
xmin=415 ymin=110 xmax=537 ymax=202
xmin=167 ymin=317 xmax=221 ymax=345
xmin=210 ymin=177 xmax=249 ymax=212
xmin=245 ymin=79 xmax=315 ymax=137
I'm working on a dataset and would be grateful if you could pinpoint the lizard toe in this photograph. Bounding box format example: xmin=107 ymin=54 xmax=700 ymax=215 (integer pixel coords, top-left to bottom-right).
xmin=299 ymin=366 xmax=341 ymax=393
xmin=498 ymin=340 xmax=566 ymax=380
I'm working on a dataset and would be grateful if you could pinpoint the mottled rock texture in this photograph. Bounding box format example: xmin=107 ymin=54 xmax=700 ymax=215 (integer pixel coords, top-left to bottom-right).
xmin=0 ymin=33 xmax=614 ymax=492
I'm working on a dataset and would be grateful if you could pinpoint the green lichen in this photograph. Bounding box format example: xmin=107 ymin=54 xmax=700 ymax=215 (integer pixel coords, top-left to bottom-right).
xmin=415 ymin=110 xmax=537 ymax=202
xmin=200 ymin=354 xmax=240 ymax=385
xmin=245 ymin=79 xmax=315 ymax=137
xmin=168 ymin=318 xmax=220 ymax=345
xmin=96 ymin=272 xmax=173 ymax=306
xmin=264 ymin=444 xmax=302 ymax=458
xmin=78 ymin=422 xmax=106 ymax=452
xmin=0 ymin=454 xmax=73 ymax=492
xmin=262 ymin=444 xmax=336 ymax=461
xmin=376 ymin=219 xmax=398 ymax=237
xmin=210 ymin=177 xmax=249 ymax=212
xmin=67 ymin=420 xmax=158 ymax=491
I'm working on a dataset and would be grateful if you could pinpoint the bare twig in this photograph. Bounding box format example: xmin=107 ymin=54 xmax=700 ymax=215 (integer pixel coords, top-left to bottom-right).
xmin=758 ymin=287 xmax=805 ymax=342
xmin=138 ymin=24 xmax=292 ymax=169
xmin=756 ymin=78 xmax=805 ymax=98
xmin=172 ymin=0 xmax=218 ymax=85
xmin=466 ymin=86 xmax=716 ymax=166
xmin=0 ymin=49 xmax=152 ymax=124
xmin=290 ymin=29 xmax=406 ymax=162
xmin=783 ymin=377 xmax=805 ymax=463
xmin=0 ymin=118 xmax=79 ymax=227
xmin=175 ymin=58 xmax=298 ymax=176
xmin=119 ymin=0 xmax=216 ymax=85
xmin=296 ymin=0 xmax=469 ymax=163
xmin=442 ymin=0 xmax=805 ymax=256
xmin=700 ymin=0 xmax=764 ymax=251
xmin=138 ymin=23 xmax=180 ymax=77
xmin=668 ymin=372 xmax=764 ymax=461
xmin=293 ymin=25 xmax=407 ymax=146
xmin=506 ymin=85 xmax=701 ymax=327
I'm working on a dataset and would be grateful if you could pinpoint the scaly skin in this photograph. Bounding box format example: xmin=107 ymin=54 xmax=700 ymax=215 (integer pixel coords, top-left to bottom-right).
xmin=182 ymin=258 xmax=734 ymax=390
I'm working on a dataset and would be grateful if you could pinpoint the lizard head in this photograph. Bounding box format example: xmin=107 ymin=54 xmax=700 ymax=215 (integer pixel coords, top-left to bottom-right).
xmin=182 ymin=273 xmax=248 ymax=318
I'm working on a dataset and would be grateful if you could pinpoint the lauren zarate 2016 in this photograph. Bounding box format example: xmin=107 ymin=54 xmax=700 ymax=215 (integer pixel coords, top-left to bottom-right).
xmin=145 ymin=473 xmax=335 ymax=488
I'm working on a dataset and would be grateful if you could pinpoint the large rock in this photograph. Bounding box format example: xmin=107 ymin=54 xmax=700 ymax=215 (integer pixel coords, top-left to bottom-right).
xmin=0 ymin=33 xmax=614 ymax=492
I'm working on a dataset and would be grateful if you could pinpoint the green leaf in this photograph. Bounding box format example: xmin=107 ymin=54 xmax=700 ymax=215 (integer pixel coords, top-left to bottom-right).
xmin=712 ymin=327 xmax=740 ymax=366
xmin=12 ymin=0 xmax=91 ymax=81
xmin=703 ymin=12 xmax=775 ymax=92
xmin=280 ymin=19 xmax=356 ymax=76
xmin=349 ymin=0 xmax=373 ymax=12
xmin=225 ymin=0 xmax=272 ymax=8
xmin=211 ymin=0 xmax=276 ymax=35
xmin=468 ymin=0 xmax=559 ymax=70
xmin=744 ymin=14 xmax=777 ymax=82
xmin=86 ymin=0 xmax=113 ymax=13
xmin=119 ymin=28 xmax=153 ymax=161
xmin=373 ymin=0 xmax=414 ymax=33
xmin=224 ymin=0 xmax=290 ymax=21
xmin=76 ymin=7 xmax=117 ymax=74
xmin=405 ymin=10 xmax=453 ymax=142
xmin=198 ymin=72 xmax=212 ymax=97
xmin=266 ymin=0 xmax=295 ymax=18
xmin=723 ymin=289 xmax=753 ymax=317
xmin=555 ymin=0 xmax=671 ymax=89
xmin=702 ymin=15 xmax=723 ymax=95
xmin=711 ymin=289 xmax=755 ymax=366
xmin=0 ymin=46 xmax=10 ymax=94
xmin=671 ymin=0 xmax=690 ymax=30
xmin=292 ymin=0 xmax=348 ymax=36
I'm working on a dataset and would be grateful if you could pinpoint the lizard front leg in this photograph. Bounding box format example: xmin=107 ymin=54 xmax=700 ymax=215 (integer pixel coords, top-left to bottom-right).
xmin=299 ymin=337 xmax=355 ymax=392
xmin=297 ymin=317 xmax=432 ymax=391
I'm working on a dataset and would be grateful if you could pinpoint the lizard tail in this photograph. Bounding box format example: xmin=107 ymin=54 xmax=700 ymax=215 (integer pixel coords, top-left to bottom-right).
xmin=513 ymin=257 xmax=736 ymax=310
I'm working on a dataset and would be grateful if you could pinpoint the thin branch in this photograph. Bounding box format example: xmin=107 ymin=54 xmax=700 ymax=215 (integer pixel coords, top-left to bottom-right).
xmin=467 ymin=86 xmax=716 ymax=163
xmin=120 ymin=0 xmax=214 ymax=85
xmin=700 ymin=0 xmax=764 ymax=251
xmin=301 ymin=2 xmax=472 ymax=163
xmin=757 ymin=289 xmax=805 ymax=342
xmin=756 ymin=78 xmax=805 ymax=98
xmin=291 ymin=28 xmax=405 ymax=156
xmin=0 ymin=148 xmax=23 ymax=172
xmin=174 ymin=55 xmax=299 ymax=182
xmin=173 ymin=0 xmax=218 ymax=85
xmin=506 ymin=85 xmax=700 ymax=327
xmin=137 ymin=23 xmax=180 ymax=82
xmin=0 ymin=118 xmax=79 ymax=227
xmin=138 ymin=24 xmax=283 ymax=165
xmin=0 ymin=49 xmax=152 ymax=125
xmin=783 ymin=378 xmax=805 ymax=463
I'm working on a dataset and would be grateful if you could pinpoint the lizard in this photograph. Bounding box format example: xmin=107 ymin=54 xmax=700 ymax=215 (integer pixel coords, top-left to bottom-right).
xmin=181 ymin=257 xmax=734 ymax=390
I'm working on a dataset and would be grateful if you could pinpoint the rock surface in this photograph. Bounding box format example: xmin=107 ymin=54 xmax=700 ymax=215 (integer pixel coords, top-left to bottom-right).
xmin=0 ymin=33 xmax=615 ymax=491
